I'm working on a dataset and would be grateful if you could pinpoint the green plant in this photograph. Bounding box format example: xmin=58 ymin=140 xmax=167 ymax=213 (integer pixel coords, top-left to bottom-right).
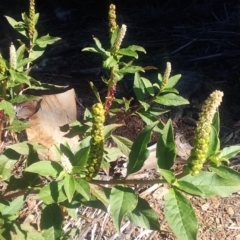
xmin=0 ymin=0 xmax=60 ymax=141
xmin=1 ymin=3 xmax=240 ymax=240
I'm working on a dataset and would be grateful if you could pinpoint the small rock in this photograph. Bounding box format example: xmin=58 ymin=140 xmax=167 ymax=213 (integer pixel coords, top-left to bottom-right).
xmin=226 ymin=207 xmax=234 ymax=216
xmin=201 ymin=202 xmax=210 ymax=211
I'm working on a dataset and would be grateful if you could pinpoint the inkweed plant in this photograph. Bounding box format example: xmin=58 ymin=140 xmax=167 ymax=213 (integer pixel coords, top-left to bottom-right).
xmin=1 ymin=3 xmax=240 ymax=240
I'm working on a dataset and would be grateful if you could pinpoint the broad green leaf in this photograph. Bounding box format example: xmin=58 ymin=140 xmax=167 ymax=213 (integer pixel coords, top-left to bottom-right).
xmin=111 ymin=135 xmax=132 ymax=156
xmin=162 ymin=87 xmax=179 ymax=94
xmin=119 ymin=66 xmax=144 ymax=75
xmin=59 ymin=143 xmax=74 ymax=163
xmin=25 ymin=161 xmax=63 ymax=177
xmin=104 ymin=124 xmax=122 ymax=139
xmin=110 ymin=26 xmax=120 ymax=47
xmin=156 ymin=119 xmax=176 ymax=169
xmin=9 ymin=69 xmax=31 ymax=85
xmin=165 ymin=74 xmax=181 ymax=88
xmin=90 ymin=185 xmax=109 ymax=206
xmin=180 ymin=172 xmax=240 ymax=197
xmin=16 ymin=44 xmax=25 ymax=62
xmin=110 ymin=186 xmax=138 ymax=233
xmin=5 ymin=120 xmax=29 ymax=132
xmin=207 ymin=125 xmax=220 ymax=158
xmin=74 ymin=178 xmax=90 ymax=200
xmin=6 ymin=141 xmax=46 ymax=155
xmin=0 ymin=154 xmax=18 ymax=180
xmin=159 ymin=169 xmax=175 ymax=183
xmin=212 ymin=111 xmax=220 ymax=135
xmin=127 ymin=121 xmax=158 ymax=175
xmin=17 ymin=58 xmax=33 ymax=69
xmin=126 ymin=197 xmax=160 ymax=230
xmin=40 ymin=204 xmax=63 ymax=229
xmin=209 ymin=165 xmax=240 ymax=182
xmin=42 ymin=227 xmax=64 ymax=240
xmin=142 ymin=77 xmax=154 ymax=96
xmin=0 ymin=100 xmax=15 ymax=123
xmin=11 ymin=95 xmax=39 ymax=104
xmin=219 ymin=145 xmax=240 ymax=160
xmin=72 ymin=146 xmax=90 ymax=167
xmin=148 ymin=107 xmax=169 ymax=116
xmin=21 ymin=224 xmax=44 ymax=240
xmin=2 ymin=196 xmax=24 ymax=216
xmin=39 ymin=181 xmax=67 ymax=204
xmin=173 ymin=181 xmax=203 ymax=196
xmin=35 ymin=35 xmax=61 ymax=47
xmin=81 ymin=194 xmax=107 ymax=212
xmin=30 ymin=45 xmax=45 ymax=60
xmin=126 ymin=45 xmax=146 ymax=53
xmin=89 ymin=82 xmax=101 ymax=103
xmin=41 ymin=204 xmax=64 ymax=240
xmin=5 ymin=16 xmax=26 ymax=37
xmin=104 ymin=147 xmax=122 ymax=162
xmin=118 ymin=48 xmax=138 ymax=58
xmin=165 ymin=188 xmax=198 ymax=240
xmin=155 ymin=93 xmax=189 ymax=106
xmin=92 ymin=37 xmax=108 ymax=57
xmin=103 ymin=56 xmax=118 ymax=68
xmin=63 ymin=174 xmax=75 ymax=202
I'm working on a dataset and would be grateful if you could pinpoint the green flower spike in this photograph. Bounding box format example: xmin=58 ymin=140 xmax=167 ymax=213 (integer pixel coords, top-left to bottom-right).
xmin=113 ymin=24 xmax=127 ymax=53
xmin=108 ymin=4 xmax=117 ymax=34
xmin=187 ymin=90 xmax=223 ymax=175
xmin=160 ymin=62 xmax=171 ymax=91
xmin=86 ymin=103 xmax=105 ymax=180
xmin=28 ymin=0 xmax=35 ymax=40
xmin=9 ymin=43 xmax=17 ymax=70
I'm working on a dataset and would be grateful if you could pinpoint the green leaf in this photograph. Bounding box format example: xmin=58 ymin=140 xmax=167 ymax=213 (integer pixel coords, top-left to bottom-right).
xmin=133 ymin=72 xmax=150 ymax=111
xmin=5 ymin=141 xmax=46 ymax=155
xmin=207 ymin=125 xmax=220 ymax=158
xmin=109 ymin=186 xmax=138 ymax=233
xmin=209 ymin=165 xmax=240 ymax=182
xmin=5 ymin=16 xmax=26 ymax=37
xmin=180 ymin=172 xmax=240 ymax=197
xmin=90 ymin=185 xmax=109 ymax=207
xmin=5 ymin=120 xmax=29 ymax=132
xmin=127 ymin=121 xmax=158 ymax=175
xmin=0 ymin=152 xmax=18 ymax=180
xmin=156 ymin=119 xmax=176 ymax=169
xmin=9 ymin=69 xmax=31 ymax=85
xmin=119 ymin=65 xmax=144 ymax=75
xmin=25 ymin=161 xmax=63 ymax=177
xmin=159 ymin=169 xmax=175 ymax=183
xmin=173 ymin=181 xmax=203 ymax=196
xmin=42 ymin=227 xmax=64 ymax=240
xmin=41 ymin=204 xmax=63 ymax=229
xmin=165 ymin=74 xmax=181 ymax=88
xmin=39 ymin=181 xmax=67 ymax=204
xmin=103 ymin=56 xmax=118 ymax=68
xmin=126 ymin=197 xmax=160 ymax=230
xmin=126 ymin=45 xmax=146 ymax=53
xmin=35 ymin=35 xmax=61 ymax=47
xmin=141 ymin=77 xmax=154 ymax=96
xmin=81 ymin=194 xmax=107 ymax=212
xmin=0 ymin=100 xmax=15 ymax=123
xmin=72 ymin=146 xmax=90 ymax=167
xmin=63 ymin=174 xmax=75 ymax=202
xmin=74 ymin=178 xmax=90 ymax=200
xmin=212 ymin=111 xmax=220 ymax=135
xmin=154 ymin=93 xmax=189 ymax=106
xmin=92 ymin=37 xmax=108 ymax=57
xmin=59 ymin=143 xmax=74 ymax=163
xmin=89 ymin=81 xmax=101 ymax=103
xmin=219 ymin=145 xmax=240 ymax=160
xmin=11 ymin=95 xmax=39 ymax=104
xmin=17 ymin=58 xmax=33 ymax=69
xmin=82 ymin=47 xmax=99 ymax=53
xmin=16 ymin=44 xmax=25 ymax=62
xmin=164 ymin=188 xmax=198 ymax=240
xmin=104 ymin=124 xmax=122 ymax=139
xmin=104 ymin=147 xmax=122 ymax=162
xmin=110 ymin=26 xmax=120 ymax=47
xmin=111 ymin=135 xmax=132 ymax=156
xmin=30 ymin=45 xmax=45 ymax=60
xmin=2 ymin=196 xmax=24 ymax=216
xmin=118 ymin=48 xmax=138 ymax=58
